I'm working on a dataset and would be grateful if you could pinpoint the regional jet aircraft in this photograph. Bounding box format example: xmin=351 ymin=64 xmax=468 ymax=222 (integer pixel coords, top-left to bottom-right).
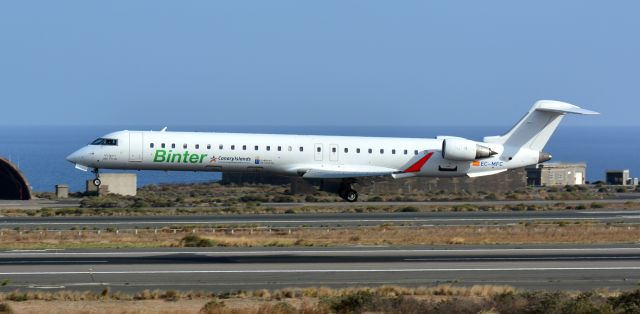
xmin=67 ymin=100 xmax=597 ymax=201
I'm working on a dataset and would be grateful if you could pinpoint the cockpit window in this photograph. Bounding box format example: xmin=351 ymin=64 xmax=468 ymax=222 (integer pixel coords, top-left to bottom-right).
xmin=90 ymin=138 xmax=118 ymax=146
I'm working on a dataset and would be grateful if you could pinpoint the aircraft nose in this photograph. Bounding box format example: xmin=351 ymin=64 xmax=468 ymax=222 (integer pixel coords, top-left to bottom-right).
xmin=66 ymin=150 xmax=82 ymax=164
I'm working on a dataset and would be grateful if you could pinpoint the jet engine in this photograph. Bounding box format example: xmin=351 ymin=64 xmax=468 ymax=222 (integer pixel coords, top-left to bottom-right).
xmin=442 ymin=138 xmax=497 ymax=161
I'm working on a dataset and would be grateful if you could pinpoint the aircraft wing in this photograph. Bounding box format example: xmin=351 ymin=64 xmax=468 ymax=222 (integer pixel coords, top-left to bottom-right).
xmin=299 ymin=152 xmax=435 ymax=181
xmin=302 ymin=168 xmax=399 ymax=179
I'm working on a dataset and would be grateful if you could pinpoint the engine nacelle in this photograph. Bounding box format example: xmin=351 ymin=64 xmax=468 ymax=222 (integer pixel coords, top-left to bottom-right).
xmin=442 ymin=138 xmax=497 ymax=161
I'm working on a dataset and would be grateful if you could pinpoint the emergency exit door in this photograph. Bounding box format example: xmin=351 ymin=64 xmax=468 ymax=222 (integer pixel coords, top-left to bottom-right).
xmin=314 ymin=143 xmax=323 ymax=161
xmin=329 ymin=144 xmax=339 ymax=162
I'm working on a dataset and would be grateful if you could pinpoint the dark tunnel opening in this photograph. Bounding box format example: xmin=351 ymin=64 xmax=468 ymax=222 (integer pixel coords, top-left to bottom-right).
xmin=0 ymin=158 xmax=32 ymax=200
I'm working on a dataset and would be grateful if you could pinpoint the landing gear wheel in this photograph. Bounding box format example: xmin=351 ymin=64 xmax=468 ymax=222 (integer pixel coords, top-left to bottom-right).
xmin=345 ymin=189 xmax=358 ymax=202
xmin=93 ymin=178 xmax=101 ymax=187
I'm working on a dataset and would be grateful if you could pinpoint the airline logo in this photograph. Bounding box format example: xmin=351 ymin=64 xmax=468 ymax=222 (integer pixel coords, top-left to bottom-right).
xmin=404 ymin=152 xmax=434 ymax=173
xmin=153 ymin=150 xmax=207 ymax=164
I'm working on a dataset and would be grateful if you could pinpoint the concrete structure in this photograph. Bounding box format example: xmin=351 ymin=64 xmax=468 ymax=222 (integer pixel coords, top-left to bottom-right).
xmin=222 ymin=168 xmax=527 ymax=194
xmin=526 ymin=163 xmax=587 ymax=186
xmin=630 ymin=178 xmax=639 ymax=186
xmin=0 ymin=157 xmax=31 ymax=200
xmin=55 ymin=184 xmax=69 ymax=199
xmin=86 ymin=173 xmax=137 ymax=196
xmin=606 ymin=170 xmax=630 ymax=186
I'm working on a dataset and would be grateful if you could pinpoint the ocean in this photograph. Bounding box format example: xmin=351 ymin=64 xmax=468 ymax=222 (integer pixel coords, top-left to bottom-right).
xmin=0 ymin=125 xmax=637 ymax=192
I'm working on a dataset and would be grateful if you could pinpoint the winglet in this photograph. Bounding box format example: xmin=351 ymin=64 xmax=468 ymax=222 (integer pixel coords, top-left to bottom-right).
xmin=404 ymin=152 xmax=434 ymax=173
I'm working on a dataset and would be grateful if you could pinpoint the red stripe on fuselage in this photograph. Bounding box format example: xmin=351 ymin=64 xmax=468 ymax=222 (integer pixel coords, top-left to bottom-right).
xmin=404 ymin=152 xmax=434 ymax=173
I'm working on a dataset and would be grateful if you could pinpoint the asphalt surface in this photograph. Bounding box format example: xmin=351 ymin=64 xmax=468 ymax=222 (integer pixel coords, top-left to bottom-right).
xmin=0 ymin=245 xmax=638 ymax=292
xmin=1 ymin=210 xmax=640 ymax=230
xmin=1 ymin=196 xmax=639 ymax=210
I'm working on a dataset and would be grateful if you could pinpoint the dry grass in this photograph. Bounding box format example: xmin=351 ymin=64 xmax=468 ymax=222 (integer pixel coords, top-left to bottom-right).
xmin=0 ymin=222 xmax=639 ymax=249
xmin=0 ymin=285 xmax=514 ymax=313
xmin=0 ymin=285 xmax=633 ymax=314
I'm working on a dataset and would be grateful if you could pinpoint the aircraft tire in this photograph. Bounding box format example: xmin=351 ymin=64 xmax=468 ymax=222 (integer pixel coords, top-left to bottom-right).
xmin=93 ymin=178 xmax=101 ymax=187
xmin=345 ymin=189 xmax=358 ymax=202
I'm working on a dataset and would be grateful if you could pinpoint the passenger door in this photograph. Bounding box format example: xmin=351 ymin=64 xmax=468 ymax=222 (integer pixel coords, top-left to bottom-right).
xmin=129 ymin=131 xmax=143 ymax=162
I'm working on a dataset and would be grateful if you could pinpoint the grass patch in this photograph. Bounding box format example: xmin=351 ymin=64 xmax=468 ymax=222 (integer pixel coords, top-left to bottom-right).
xmin=0 ymin=222 xmax=639 ymax=249
xmin=180 ymin=234 xmax=215 ymax=247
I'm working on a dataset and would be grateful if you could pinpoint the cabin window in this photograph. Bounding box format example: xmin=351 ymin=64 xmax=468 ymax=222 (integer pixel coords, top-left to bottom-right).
xmin=332 ymin=147 xmax=337 ymax=153
xmin=195 ymin=144 xmax=200 ymax=149
xmin=242 ymin=145 xmax=246 ymax=150
xmin=344 ymin=148 xmax=348 ymax=153
xmin=266 ymin=146 xmax=271 ymax=151
xmin=380 ymin=149 xmax=384 ymax=154
xmin=231 ymin=145 xmax=235 ymax=150
xmin=392 ymin=149 xmax=396 ymax=154
xmin=299 ymin=146 xmax=304 ymax=152
xmin=356 ymin=148 xmax=361 ymax=153
xmin=288 ymin=146 xmax=292 ymax=152
xmin=183 ymin=144 xmax=188 ymax=149
xmin=254 ymin=145 xmax=259 ymax=151
xmin=277 ymin=146 xmax=282 ymax=151
xmin=414 ymin=150 xmax=419 ymax=155
xmin=219 ymin=144 xmax=223 ymax=150
xmin=317 ymin=147 xmax=321 ymax=153
xmin=161 ymin=143 xmax=166 ymax=148
xmin=404 ymin=149 xmax=408 ymax=155
xmin=368 ymin=148 xmax=372 ymax=154
xmin=150 ymin=143 xmax=154 ymax=148
xmin=172 ymin=144 xmax=176 ymax=149
xmin=207 ymin=144 xmax=211 ymax=149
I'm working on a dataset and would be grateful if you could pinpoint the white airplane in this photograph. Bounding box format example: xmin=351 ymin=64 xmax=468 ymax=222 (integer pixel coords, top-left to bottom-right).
xmin=67 ymin=100 xmax=597 ymax=202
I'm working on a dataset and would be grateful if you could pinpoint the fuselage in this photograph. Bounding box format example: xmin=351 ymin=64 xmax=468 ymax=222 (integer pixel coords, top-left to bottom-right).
xmin=66 ymin=130 xmax=534 ymax=178
xmin=65 ymin=100 xmax=597 ymax=202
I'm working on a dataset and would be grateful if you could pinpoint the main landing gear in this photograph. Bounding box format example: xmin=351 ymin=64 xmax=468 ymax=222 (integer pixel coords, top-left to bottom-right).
xmin=92 ymin=168 xmax=101 ymax=187
xmin=338 ymin=182 xmax=358 ymax=202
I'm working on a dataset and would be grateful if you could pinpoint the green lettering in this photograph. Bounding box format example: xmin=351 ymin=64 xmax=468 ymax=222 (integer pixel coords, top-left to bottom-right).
xmin=153 ymin=150 xmax=166 ymax=162
xmin=170 ymin=153 xmax=181 ymax=163
xmin=199 ymin=154 xmax=207 ymax=163
xmin=183 ymin=151 xmax=189 ymax=163
xmin=189 ymin=154 xmax=199 ymax=163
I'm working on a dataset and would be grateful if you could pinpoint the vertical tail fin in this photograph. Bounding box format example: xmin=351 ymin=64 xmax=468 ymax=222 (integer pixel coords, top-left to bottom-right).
xmin=484 ymin=100 xmax=599 ymax=151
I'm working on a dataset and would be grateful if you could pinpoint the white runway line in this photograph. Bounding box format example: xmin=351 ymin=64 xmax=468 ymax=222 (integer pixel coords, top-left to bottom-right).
xmin=0 ymin=261 xmax=107 ymax=264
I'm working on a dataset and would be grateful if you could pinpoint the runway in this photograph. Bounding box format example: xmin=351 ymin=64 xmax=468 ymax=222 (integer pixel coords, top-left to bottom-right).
xmin=1 ymin=210 xmax=640 ymax=230
xmin=0 ymin=245 xmax=639 ymax=292
xmin=1 ymin=197 xmax=639 ymax=210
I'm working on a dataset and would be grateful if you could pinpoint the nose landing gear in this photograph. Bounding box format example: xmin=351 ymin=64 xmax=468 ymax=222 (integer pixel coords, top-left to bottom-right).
xmin=92 ymin=168 xmax=101 ymax=187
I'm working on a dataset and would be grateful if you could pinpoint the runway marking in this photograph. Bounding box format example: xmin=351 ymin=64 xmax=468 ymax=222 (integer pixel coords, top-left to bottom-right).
xmin=28 ymin=285 xmax=66 ymax=289
xmin=1 ymin=267 xmax=640 ymax=275
xmin=403 ymin=256 xmax=640 ymax=261
xmin=0 ymin=261 xmax=108 ymax=264
xmin=7 ymin=249 xmax=63 ymax=252
xmin=2 ymin=247 xmax=640 ymax=256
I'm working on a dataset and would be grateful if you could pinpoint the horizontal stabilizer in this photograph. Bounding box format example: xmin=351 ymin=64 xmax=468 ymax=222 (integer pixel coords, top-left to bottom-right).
xmin=534 ymin=101 xmax=599 ymax=115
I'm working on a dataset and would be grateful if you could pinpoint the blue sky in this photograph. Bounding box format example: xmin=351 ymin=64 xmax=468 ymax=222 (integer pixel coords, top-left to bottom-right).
xmin=0 ymin=1 xmax=637 ymax=127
